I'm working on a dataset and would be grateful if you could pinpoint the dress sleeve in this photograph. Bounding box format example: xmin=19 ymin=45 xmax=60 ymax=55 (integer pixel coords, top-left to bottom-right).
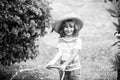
xmin=56 ymin=43 xmax=60 ymax=49
xmin=74 ymin=38 xmax=82 ymax=50
xmin=56 ymin=39 xmax=62 ymax=53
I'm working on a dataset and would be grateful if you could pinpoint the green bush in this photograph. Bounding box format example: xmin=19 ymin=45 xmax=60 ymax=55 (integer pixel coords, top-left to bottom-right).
xmin=0 ymin=0 xmax=51 ymax=66
xmin=106 ymin=0 xmax=120 ymax=80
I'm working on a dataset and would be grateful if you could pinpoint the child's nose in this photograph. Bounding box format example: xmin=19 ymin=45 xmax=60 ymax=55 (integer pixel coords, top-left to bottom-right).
xmin=67 ymin=27 xmax=71 ymax=30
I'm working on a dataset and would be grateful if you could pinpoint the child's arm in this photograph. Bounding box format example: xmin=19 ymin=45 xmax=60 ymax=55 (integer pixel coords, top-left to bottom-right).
xmin=46 ymin=50 xmax=62 ymax=67
xmin=60 ymin=49 xmax=80 ymax=70
xmin=49 ymin=52 xmax=61 ymax=65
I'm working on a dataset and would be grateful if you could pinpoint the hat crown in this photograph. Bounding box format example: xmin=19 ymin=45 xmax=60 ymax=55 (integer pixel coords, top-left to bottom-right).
xmin=57 ymin=13 xmax=80 ymax=21
xmin=53 ymin=13 xmax=83 ymax=34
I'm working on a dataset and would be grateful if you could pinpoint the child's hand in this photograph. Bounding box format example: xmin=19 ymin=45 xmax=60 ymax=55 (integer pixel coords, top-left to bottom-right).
xmin=46 ymin=63 xmax=53 ymax=69
xmin=46 ymin=65 xmax=52 ymax=69
xmin=59 ymin=65 xmax=66 ymax=71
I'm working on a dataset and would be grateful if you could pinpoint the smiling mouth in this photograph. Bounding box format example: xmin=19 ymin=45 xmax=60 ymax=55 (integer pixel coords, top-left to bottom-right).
xmin=65 ymin=31 xmax=73 ymax=34
xmin=66 ymin=30 xmax=73 ymax=33
xmin=67 ymin=32 xmax=72 ymax=33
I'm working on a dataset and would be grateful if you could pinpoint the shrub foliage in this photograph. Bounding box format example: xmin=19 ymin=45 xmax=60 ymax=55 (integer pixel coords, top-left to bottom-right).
xmin=0 ymin=0 xmax=51 ymax=66
xmin=106 ymin=0 xmax=120 ymax=80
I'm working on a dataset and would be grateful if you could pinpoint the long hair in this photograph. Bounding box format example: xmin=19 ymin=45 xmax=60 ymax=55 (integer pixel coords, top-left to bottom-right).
xmin=58 ymin=19 xmax=80 ymax=38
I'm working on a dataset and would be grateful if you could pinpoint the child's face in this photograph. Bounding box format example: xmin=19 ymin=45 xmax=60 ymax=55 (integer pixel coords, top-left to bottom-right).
xmin=64 ymin=21 xmax=75 ymax=36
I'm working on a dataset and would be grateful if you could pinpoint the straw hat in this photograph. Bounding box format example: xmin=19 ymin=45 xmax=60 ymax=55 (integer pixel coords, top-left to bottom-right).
xmin=52 ymin=13 xmax=83 ymax=33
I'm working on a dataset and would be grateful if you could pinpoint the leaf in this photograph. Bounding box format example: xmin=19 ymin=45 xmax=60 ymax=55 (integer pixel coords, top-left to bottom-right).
xmin=113 ymin=22 xmax=119 ymax=28
xmin=106 ymin=9 xmax=118 ymax=17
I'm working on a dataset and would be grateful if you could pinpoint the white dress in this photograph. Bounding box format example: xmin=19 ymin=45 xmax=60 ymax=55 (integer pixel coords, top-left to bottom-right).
xmin=57 ymin=37 xmax=82 ymax=71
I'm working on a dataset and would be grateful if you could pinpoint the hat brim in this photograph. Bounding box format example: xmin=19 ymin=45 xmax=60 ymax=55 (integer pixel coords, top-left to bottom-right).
xmin=53 ymin=17 xmax=83 ymax=33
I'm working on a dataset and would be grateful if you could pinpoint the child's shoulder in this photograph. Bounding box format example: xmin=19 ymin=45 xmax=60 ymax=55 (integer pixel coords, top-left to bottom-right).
xmin=58 ymin=38 xmax=64 ymax=43
xmin=76 ymin=37 xmax=81 ymax=41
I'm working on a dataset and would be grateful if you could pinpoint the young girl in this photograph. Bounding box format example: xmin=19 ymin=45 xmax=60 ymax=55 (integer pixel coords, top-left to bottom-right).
xmin=46 ymin=16 xmax=83 ymax=80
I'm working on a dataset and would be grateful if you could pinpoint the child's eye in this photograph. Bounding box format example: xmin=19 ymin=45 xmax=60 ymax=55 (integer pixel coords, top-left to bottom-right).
xmin=70 ymin=25 xmax=74 ymax=28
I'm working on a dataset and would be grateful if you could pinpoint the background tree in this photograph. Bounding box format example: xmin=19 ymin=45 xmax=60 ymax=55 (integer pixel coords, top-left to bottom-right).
xmin=0 ymin=0 xmax=51 ymax=66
